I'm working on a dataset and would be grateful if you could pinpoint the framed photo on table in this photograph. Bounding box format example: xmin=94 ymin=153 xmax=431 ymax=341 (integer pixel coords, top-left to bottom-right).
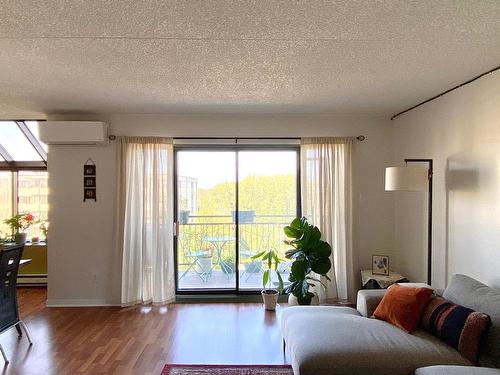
xmin=372 ymin=255 xmax=389 ymax=276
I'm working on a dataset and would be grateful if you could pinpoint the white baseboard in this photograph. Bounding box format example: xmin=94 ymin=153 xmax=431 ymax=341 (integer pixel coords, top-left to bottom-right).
xmin=18 ymin=278 xmax=47 ymax=284
xmin=46 ymin=299 xmax=120 ymax=307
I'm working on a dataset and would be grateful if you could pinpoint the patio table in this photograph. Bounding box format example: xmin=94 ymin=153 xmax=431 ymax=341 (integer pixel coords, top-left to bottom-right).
xmin=203 ymin=235 xmax=236 ymax=275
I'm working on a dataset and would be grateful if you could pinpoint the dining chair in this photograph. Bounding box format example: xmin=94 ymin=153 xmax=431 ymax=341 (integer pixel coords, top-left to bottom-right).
xmin=0 ymin=244 xmax=33 ymax=364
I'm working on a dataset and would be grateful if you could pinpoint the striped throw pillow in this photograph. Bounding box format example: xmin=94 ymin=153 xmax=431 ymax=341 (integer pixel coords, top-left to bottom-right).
xmin=421 ymin=296 xmax=491 ymax=363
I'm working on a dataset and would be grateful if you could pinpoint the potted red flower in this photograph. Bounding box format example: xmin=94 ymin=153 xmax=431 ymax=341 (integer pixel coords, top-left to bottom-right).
xmin=4 ymin=213 xmax=36 ymax=244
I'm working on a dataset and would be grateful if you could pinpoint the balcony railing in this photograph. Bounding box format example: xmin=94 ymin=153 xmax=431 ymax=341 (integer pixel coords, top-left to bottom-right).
xmin=177 ymin=213 xmax=294 ymax=289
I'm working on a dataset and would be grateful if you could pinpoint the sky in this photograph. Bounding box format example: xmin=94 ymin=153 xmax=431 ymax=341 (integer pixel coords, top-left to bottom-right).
xmin=177 ymin=150 xmax=297 ymax=189
xmin=0 ymin=121 xmax=45 ymax=161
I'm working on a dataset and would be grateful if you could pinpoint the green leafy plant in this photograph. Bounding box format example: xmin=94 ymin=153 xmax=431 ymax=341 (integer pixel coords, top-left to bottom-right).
xmin=251 ymin=248 xmax=285 ymax=292
xmin=283 ymin=217 xmax=332 ymax=305
xmin=4 ymin=213 xmax=35 ymax=234
xmin=39 ymin=220 xmax=49 ymax=239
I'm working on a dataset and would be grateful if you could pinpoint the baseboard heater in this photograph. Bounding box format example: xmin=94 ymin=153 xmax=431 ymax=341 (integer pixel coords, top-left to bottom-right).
xmin=17 ymin=274 xmax=47 ymax=285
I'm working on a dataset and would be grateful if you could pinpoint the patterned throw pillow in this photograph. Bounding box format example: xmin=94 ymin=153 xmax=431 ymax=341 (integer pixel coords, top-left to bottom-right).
xmin=421 ymin=296 xmax=491 ymax=363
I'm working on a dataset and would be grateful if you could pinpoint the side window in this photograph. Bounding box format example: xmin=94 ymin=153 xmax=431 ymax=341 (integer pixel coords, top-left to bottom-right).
xmin=18 ymin=171 xmax=49 ymax=239
xmin=0 ymin=121 xmax=48 ymax=242
xmin=0 ymin=172 xmax=13 ymax=237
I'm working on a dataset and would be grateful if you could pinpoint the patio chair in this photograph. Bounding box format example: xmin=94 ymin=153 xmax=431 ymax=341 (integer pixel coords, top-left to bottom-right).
xmin=0 ymin=244 xmax=33 ymax=364
xmin=178 ymin=232 xmax=212 ymax=283
xmin=239 ymin=238 xmax=264 ymax=282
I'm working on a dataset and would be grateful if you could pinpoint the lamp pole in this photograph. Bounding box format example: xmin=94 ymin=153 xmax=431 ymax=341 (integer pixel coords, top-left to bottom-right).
xmin=404 ymin=158 xmax=433 ymax=285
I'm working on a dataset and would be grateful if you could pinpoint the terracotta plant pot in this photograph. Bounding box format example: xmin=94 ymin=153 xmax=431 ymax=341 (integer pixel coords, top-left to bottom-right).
xmin=262 ymin=289 xmax=279 ymax=311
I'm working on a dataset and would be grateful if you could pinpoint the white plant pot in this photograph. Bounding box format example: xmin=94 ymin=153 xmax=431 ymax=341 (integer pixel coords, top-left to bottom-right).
xmin=196 ymin=257 xmax=212 ymax=274
xmin=287 ymin=292 xmax=320 ymax=306
xmin=262 ymin=289 xmax=279 ymax=311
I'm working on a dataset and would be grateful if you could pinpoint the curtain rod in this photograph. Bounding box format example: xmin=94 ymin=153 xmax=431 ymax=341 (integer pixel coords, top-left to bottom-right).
xmin=109 ymin=136 xmax=366 ymax=142
xmin=171 ymin=136 xmax=366 ymax=140
xmin=390 ymin=65 xmax=500 ymax=121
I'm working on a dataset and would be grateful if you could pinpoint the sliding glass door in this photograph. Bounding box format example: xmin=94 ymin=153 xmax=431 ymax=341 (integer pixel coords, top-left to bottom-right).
xmin=175 ymin=147 xmax=298 ymax=293
xmin=176 ymin=151 xmax=237 ymax=291
xmin=238 ymin=151 xmax=297 ymax=290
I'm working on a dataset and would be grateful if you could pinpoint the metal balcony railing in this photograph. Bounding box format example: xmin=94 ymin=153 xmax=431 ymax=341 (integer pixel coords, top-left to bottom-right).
xmin=176 ymin=214 xmax=294 ymax=289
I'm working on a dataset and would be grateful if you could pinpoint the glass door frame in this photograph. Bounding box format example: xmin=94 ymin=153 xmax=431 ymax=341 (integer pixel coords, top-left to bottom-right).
xmin=173 ymin=144 xmax=301 ymax=295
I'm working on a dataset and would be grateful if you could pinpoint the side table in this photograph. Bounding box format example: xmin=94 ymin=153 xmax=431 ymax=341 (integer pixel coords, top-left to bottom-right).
xmin=361 ymin=269 xmax=409 ymax=289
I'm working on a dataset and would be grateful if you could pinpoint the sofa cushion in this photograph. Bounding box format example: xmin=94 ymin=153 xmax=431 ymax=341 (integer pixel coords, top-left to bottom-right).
xmin=443 ymin=275 xmax=500 ymax=367
xmin=373 ymin=284 xmax=433 ymax=332
xmin=357 ymin=289 xmax=387 ymax=317
xmin=281 ymin=306 xmax=470 ymax=375
xmin=399 ymin=282 xmax=434 ymax=290
xmin=421 ymin=296 xmax=490 ymax=363
xmin=415 ymin=366 xmax=500 ymax=375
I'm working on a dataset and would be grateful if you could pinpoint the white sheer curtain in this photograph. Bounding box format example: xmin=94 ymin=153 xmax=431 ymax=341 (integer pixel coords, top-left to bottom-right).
xmin=301 ymin=137 xmax=353 ymax=301
xmin=117 ymin=137 xmax=175 ymax=306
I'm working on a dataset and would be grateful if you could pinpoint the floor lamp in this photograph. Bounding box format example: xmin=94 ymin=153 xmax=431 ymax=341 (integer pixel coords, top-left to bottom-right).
xmin=385 ymin=159 xmax=433 ymax=285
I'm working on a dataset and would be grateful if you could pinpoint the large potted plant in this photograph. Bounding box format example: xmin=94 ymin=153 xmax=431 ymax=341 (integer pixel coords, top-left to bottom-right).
xmin=283 ymin=217 xmax=332 ymax=305
xmin=251 ymin=248 xmax=284 ymax=311
xmin=4 ymin=213 xmax=36 ymax=244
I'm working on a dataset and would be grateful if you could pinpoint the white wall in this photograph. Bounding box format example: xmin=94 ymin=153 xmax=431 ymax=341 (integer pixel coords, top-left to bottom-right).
xmin=44 ymin=70 xmax=500 ymax=305
xmin=393 ymin=71 xmax=500 ymax=290
xmin=47 ymin=114 xmax=394 ymax=305
xmin=47 ymin=144 xmax=119 ymax=306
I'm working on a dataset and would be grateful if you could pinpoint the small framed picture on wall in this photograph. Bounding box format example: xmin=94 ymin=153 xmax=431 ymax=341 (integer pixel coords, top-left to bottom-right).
xmin=84 ymin=176 xmax=96 ymax=187
xmin=84 ymin=164 xmax=96 ymax=176
xmin=84 ymin=188 xmax=97 ymax=201
xmin=372 ymin=255 xmax=390 ymax=276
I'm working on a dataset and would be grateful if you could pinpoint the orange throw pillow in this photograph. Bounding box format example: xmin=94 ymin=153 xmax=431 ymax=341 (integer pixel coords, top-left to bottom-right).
xmin=372 ymin=284 xmax=433 ymax=333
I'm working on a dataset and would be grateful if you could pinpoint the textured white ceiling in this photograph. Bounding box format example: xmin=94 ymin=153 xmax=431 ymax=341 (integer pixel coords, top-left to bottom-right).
xmin=0 ymin=0 xmax=499 ymax=118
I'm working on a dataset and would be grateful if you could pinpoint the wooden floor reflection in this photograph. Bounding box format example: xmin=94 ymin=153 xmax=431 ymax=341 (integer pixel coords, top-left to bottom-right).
xmin=0 ymin=287 xmax=288 ymax=374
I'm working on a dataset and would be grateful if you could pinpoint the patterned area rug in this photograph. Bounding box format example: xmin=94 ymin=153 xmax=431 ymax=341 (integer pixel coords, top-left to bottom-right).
xmin=162 ymin=364 xmax=294 ymax=375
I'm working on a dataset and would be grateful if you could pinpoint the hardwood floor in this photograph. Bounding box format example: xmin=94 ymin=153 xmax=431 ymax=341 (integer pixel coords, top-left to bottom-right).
xmin=0 ymin=288 xmax=289 ymax=375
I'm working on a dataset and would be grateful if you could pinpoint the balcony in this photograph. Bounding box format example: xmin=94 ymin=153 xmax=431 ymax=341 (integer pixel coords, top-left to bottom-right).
xmin=177 ymin=214 xmax=293 ymax=291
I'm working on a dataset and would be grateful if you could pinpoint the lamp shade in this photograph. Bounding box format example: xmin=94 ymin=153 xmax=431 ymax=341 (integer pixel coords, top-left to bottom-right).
xmin=385 ymin=166 xmax=428 ymax=192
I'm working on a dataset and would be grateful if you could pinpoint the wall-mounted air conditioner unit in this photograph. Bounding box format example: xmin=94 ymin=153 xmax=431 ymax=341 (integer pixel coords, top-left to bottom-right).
xmin=39 ymin=121 xmax=109 ymax=145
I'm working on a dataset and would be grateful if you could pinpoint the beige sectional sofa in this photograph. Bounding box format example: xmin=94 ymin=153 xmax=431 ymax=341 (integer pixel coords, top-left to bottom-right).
xmin=281 ymin=274 xmax=500 ymax=375
xmin=416 ymin=366 xmax=500 ymax=375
